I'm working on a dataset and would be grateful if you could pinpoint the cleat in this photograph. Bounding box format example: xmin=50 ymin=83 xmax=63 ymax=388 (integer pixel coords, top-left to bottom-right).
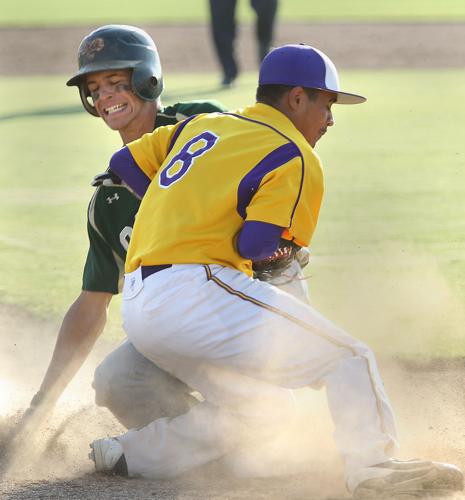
xmin=220 ymin=76 xmax=236 ymax=89
xmin=89 ymin=437 xmax=128 ymax=476
xmin=350 ymin=459 xmax=463 ymax=499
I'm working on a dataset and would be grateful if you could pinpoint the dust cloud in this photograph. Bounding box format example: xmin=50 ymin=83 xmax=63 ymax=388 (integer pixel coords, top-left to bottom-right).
xmin=1 ymin=245 xmax=465 ymax=500
xmin=312 ymin=243 xmax=465 ymax=359
xmin=0 ymin=304 xmax=345 ymax=498
xmin=0 ymin=304 xmax=123 ymax=483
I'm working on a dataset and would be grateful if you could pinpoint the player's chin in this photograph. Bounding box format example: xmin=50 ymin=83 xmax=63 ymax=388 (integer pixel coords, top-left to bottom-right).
xmin=309 ymin=130 xmax=326 ymax=147
xmin=104 ymin=120 xmax=123 ymax=131
xmin=103 ymin=114 xmax=131 ymax=131
xmin=316 ymin=129 xmax=327 ymax=144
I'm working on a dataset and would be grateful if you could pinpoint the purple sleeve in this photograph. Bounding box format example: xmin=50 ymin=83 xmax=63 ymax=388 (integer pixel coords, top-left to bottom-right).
xmin=109 ymin=146 xmax=151 ymax=198
xmin=237 ymin=221 xmax=284 ymax=260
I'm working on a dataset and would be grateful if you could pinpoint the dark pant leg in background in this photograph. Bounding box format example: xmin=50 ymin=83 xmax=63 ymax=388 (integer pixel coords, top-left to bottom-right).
xmin=250 ymin=0 xmax=278 ymax=63
xmin=208 ymin=0 xmax=239 ymax=84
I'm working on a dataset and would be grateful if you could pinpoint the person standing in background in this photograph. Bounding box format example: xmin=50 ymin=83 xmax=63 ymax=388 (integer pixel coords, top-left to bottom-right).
xmin=209 ymin=0 xmax=279 ymax=87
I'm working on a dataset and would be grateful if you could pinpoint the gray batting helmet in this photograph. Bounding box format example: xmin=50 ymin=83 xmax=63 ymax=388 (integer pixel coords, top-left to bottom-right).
xmin=66 ymin=25 xmax=163 ymax=116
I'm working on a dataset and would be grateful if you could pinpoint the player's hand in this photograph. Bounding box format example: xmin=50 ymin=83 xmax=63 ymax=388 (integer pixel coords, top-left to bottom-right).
xmin=91 ymin=169 xmax=142 ymax=199
xmin=91 ymin=170 xmax=123 ymax=187
xmin=13 ymin=391 xmax=50 ymax=439
xmin=0 ymin=392 xmax=49 ymax=469
xmin=295 ymin=246 xmax=310 ymax=269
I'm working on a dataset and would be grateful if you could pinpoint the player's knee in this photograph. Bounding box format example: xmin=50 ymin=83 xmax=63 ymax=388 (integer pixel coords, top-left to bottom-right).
xmin=93 ymin=356 xmax=124 ymax=407
xmin=341 ymin=341 xmax=380 ymax=377
xmin=93 ymin=341 xmax=146 ymax=407
xmin=351 ymin=339 xmax=378 ymax=362
xmin=93 ymin=361 xmax=110 ymax=407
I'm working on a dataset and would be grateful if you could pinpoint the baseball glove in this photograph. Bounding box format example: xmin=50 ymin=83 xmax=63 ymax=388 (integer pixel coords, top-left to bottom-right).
xmin=253 ymin=239 xmax=307 ymax=282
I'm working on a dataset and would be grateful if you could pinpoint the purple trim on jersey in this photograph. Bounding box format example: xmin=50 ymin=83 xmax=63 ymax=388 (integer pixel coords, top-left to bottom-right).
xmin=237 ymin=221 xmax=284 ymax=260
xmin=289 ymin=153 xmax=305 ymax=225
xmin=236 ymin=142 xmax=301 ymax=219
xmin=109 ymin=146 xmax=151 ymax=199
xmin=224 ymin=112 xmax=295 ymax=144
xmin=167 ymin=115 xmax=198 ymax=155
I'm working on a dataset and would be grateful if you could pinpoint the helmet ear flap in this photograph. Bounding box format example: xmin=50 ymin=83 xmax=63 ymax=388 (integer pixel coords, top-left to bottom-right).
xmin=79 ymin=84 xmax=100 ymax=117
xmin=131 ymin=63 xmax=163 ymax=101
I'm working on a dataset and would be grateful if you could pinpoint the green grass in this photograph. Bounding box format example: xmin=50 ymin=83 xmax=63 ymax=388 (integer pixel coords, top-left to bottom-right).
xmin=1 ymin=69 xmax=464 ymax=358
xmin=2 ymin=0 xmax=465 ymax=26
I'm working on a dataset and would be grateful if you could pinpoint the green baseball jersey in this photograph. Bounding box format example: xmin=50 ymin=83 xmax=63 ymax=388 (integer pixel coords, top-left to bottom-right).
xmin=82 ymin=100 xmax=227 ymax=294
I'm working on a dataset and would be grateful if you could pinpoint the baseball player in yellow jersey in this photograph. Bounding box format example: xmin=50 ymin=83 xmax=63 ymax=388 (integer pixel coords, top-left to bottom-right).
xmin=89 ymin=45 xmax=463 ymax=498
xmin=15 ymin=25 xmax=310 ymax=449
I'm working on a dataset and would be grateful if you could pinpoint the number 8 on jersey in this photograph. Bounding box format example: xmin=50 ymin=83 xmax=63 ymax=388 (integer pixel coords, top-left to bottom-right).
xmin=159 ymin=131 xmax=219 ymax=188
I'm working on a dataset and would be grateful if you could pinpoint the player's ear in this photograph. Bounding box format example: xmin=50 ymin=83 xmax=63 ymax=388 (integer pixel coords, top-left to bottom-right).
xmin=287 ymin=87 xmax=304 ymax=111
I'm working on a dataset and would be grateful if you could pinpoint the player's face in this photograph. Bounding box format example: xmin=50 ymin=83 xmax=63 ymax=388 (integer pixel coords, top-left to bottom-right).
xmin=85 ymin=69 xmax=148 ymax=132
xmin=294 ymin=89 xmax=336 ymax=147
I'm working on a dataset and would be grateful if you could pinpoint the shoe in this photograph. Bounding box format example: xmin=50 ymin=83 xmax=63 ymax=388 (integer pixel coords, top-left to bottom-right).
xmin=350 ymin=459 xmax=463 ymax=498
xmin=89 ymin=437 xmax=128 ymax=476
xmin=220 ymin=76 xmax=236 ymax=88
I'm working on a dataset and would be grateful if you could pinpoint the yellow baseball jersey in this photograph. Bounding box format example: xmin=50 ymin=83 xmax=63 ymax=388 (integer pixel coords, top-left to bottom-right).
xmin=125 ymin=103 xmax=324 ymax=276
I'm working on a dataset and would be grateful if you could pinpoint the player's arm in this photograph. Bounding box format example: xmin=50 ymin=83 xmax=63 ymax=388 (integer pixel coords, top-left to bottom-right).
xmin=237 ymin=221 xmax=284 ymax=260
xmin=236 ymin=148 xmax=314 ymax=263
xmin=169 ymin=100 xmax=228 ymax=117
xmin=18 ymin=195 xmax=123 ymax=431
xmin=236 ymin=144 xmax=323 ymax=283
xmin=108 ymin=121 xmax=184 ymax=196
xmin=237 ymin=220 xmax=304 ymax=280
xmin=13 ymin=290 xmax=112 ymax=439
xmin=28 ymin=291 xmax=111 ymax=414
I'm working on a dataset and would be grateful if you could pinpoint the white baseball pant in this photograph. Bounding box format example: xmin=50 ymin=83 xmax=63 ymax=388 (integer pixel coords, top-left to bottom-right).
xmin=92 ymin=258 xmax=309 ymax=430
xmin=118 ymin=264 xmax=398 ymax=479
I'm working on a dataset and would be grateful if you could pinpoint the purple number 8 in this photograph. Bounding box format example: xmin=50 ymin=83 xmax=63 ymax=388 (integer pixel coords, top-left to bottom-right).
xmin=159 ymin=131 xmax=219 ymax=188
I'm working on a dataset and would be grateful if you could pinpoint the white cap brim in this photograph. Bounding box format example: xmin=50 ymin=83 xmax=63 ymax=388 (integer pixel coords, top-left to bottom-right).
xmin=335 ymin=90 xmax=367 ymax=105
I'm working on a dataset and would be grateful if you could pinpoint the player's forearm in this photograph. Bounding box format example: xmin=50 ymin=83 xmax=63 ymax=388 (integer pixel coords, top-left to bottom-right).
xmin=34 ymin=290 xmax=112 ymax=408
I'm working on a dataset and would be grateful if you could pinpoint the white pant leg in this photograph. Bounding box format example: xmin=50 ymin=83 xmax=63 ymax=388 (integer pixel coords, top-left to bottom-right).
xmin=119 ymin=362 xmax=298 ymax=477
xmin=120 ymin=264 xmax=398 ymax=479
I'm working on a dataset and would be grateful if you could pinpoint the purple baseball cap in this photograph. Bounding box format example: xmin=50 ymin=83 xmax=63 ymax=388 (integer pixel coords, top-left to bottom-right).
xmin=259 ymin=44 xmax=366 ymax=105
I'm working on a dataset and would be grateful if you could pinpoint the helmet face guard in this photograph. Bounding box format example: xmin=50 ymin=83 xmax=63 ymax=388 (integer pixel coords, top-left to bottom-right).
xmin=67 ymin=25 xmax=163 ymax=116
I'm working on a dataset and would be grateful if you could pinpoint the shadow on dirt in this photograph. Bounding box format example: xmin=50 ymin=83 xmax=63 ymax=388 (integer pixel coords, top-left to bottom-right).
xmin=0 ymin=105 xmax=84 ymax=122
xmin=1 ymin=473 xmax=349 ymax=500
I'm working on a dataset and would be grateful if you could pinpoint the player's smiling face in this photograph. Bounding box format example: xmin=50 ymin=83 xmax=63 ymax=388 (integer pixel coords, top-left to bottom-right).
xmin=85 ymin=69 xmax=150 ymax=136
xmin=293 ymin=89 xmax=336 ymax=147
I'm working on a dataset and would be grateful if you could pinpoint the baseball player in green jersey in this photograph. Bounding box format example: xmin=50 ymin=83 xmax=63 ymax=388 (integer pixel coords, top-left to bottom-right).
xmin=88 ymin=44 xmax=463 ymax=498
xmin=19 ymin=26 xmax=311 ymax=434
xmin=16 ymin=25 xmax=228 ymax=431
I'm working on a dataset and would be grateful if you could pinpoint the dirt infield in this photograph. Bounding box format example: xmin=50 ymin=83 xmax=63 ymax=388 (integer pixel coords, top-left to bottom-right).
xmin=1 ymin=21 xmax=465 ymax=77
xmin=1 ymin=21 xmax=465 ymax=500
xmin=2 ymin=302 xmax=465 ymax=499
